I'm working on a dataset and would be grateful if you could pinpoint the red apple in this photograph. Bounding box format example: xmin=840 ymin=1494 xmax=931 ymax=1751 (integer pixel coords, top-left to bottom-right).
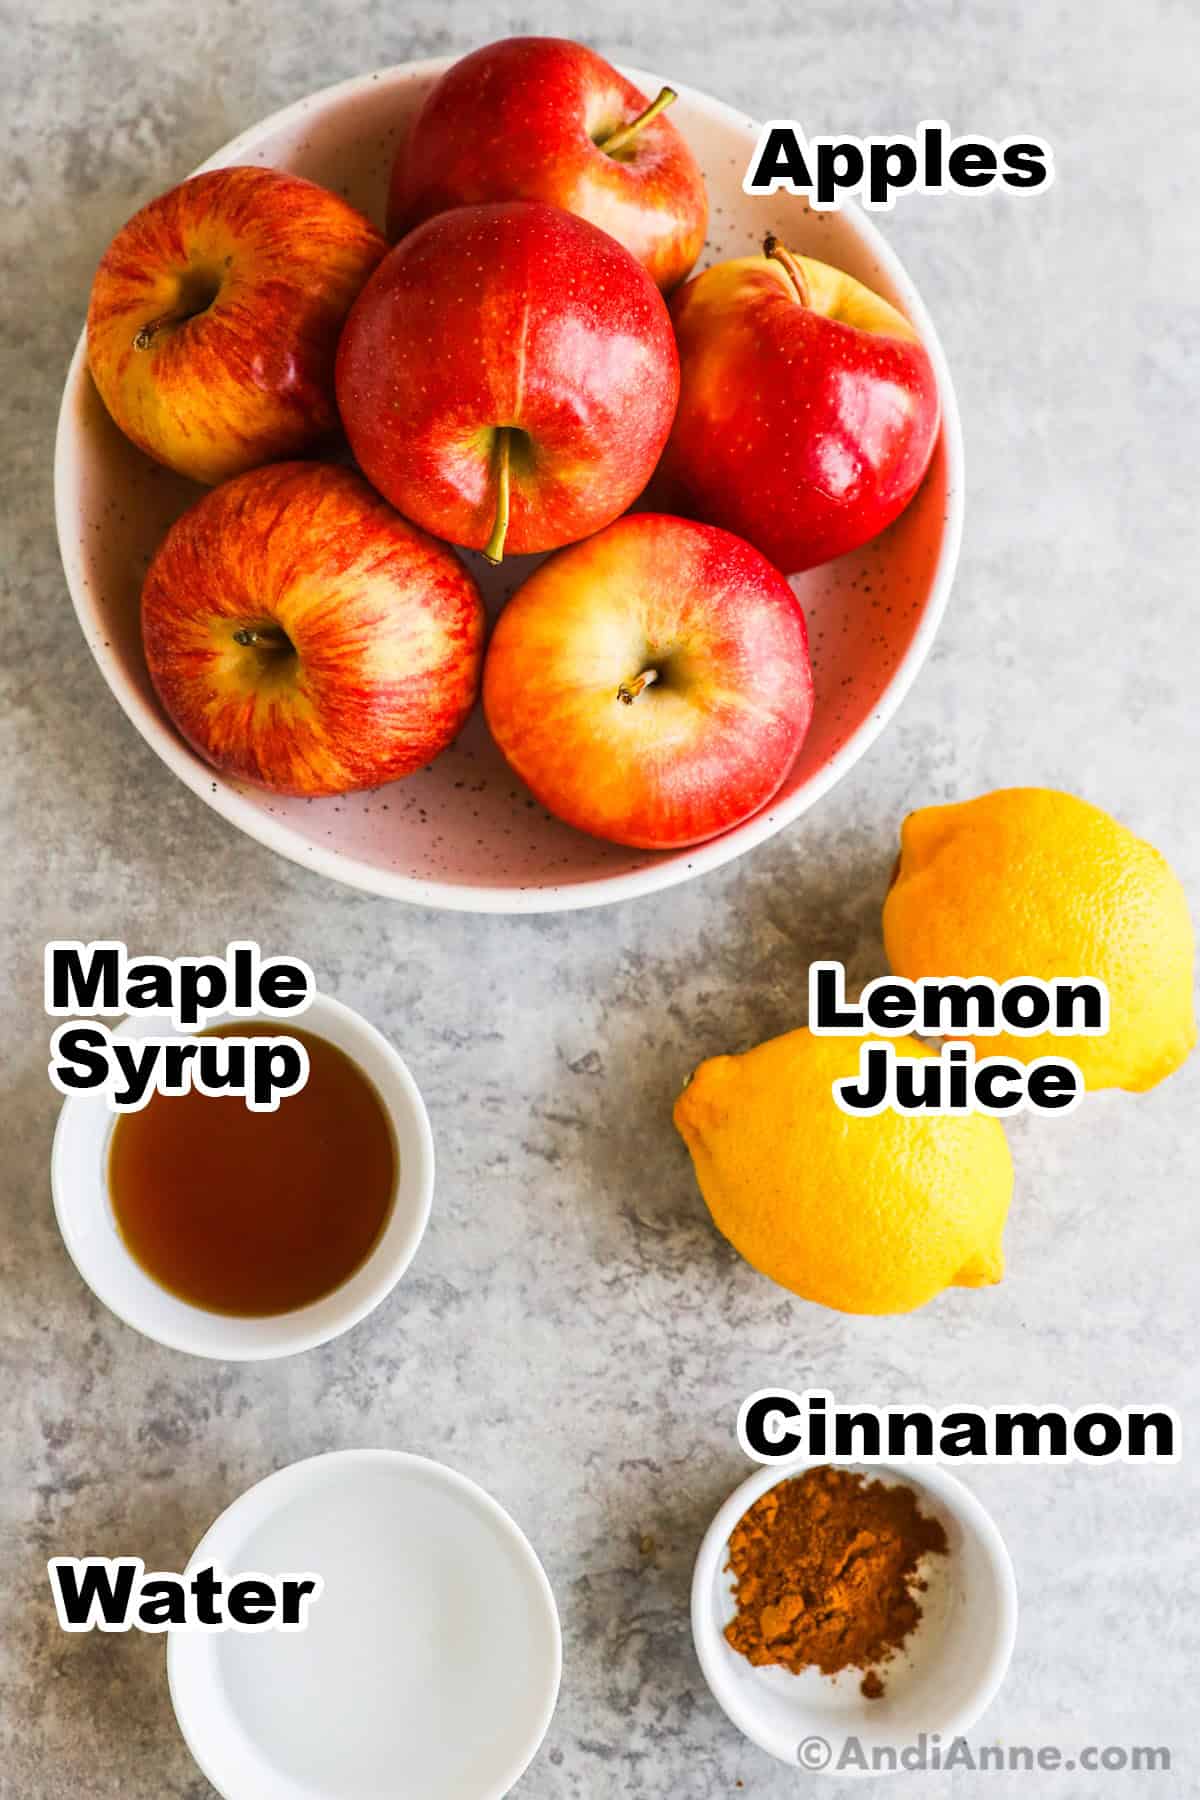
xmin=141 ymin=463 xmax=485 ymax=795
xmin=336 ymin=201 xmax=679 ymax=562
xmin=388 ymin=37 xmax=707 ymax=293
xmin=483 ymin=513 xmax=813 ymax=848
xmin=654 ymin=237 xmax=941 ymax=573
xmin=87 ymin=167 xmax=386 ymax=485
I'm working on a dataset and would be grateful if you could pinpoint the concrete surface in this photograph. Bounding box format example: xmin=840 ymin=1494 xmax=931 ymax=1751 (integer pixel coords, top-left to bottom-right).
xmin=2 ymin=1 xmax=1197 ymax=1795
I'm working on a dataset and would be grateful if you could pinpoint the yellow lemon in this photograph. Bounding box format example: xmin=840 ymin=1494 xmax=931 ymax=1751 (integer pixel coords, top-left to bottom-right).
xmin=674 ymin=1029 xmax=1011 ymax=1315
xmin=883 ymin=788 xmax=1196 ymax=1092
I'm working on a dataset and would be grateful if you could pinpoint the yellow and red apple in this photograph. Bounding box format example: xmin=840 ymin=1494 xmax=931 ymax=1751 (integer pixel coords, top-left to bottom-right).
xmin=141 ymin=463 xmax=485 ymax=795
xmin=87 ymin=166 xmax=386 ymax=485
xmin=654 ymin=239 xmax=940 ymax=572
xmin=388 ymin=37 xmax=707 ymax=293
xmin=483 ymin=513 xmax=814 ymax=848
xmin=336 ymin=200 xmax=680 ymax=562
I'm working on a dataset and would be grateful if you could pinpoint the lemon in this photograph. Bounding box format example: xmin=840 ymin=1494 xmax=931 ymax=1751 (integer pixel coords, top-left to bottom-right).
xmin=674 ymin=1029 xmax=1012 ymax=1315
xmin=883 ymin=788 xmax=1195 ymax=1092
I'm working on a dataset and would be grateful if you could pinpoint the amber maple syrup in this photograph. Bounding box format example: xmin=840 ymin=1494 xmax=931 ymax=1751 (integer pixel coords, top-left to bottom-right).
xmin=107 ymin=1023 xmax=396 ymax=1316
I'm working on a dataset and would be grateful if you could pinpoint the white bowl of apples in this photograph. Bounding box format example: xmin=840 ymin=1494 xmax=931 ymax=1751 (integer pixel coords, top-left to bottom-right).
xmin=55 ymin=42 xmax=962 ymax=913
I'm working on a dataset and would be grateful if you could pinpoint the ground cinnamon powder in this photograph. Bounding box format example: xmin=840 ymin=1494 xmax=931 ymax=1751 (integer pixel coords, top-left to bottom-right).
xmin=724 ymin=1466 xmax=948 ymax=1698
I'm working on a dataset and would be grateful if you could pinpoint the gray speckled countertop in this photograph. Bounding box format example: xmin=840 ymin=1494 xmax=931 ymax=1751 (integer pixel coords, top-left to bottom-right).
xmin=3 ymin=2 xmax=1198 ymax=1796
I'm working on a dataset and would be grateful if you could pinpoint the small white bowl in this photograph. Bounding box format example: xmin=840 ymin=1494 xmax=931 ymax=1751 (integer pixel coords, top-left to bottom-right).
xmin=55 ymin=58 xmax=963 ymax=912
xmin=692 ymin=1458 xmax=1017 ymax=1775
xmin=50 ymin=993 xmax=434 ymax=1360
xmin=167 ymin=1450 xmax=562 ymax=1800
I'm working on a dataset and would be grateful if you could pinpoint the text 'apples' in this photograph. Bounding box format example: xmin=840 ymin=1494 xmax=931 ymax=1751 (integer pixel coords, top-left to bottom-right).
xmin=336 ymin=200 xmax=680 ymax=562
xmin=142 ymin=463 xmax=485 ymax=796
xmin=87 ymin=167 xmax=386 ymax=485
xmin=388 ymin=36 xmax=707 ymax=293
xmin=483 ymin=513 xmax=814 ymax=849
xmin=655 ymin=238 xmax=940 ymax=573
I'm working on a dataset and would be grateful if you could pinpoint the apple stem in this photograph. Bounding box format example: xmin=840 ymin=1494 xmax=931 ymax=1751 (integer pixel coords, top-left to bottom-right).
xmin=233 ymin=625 xmax=292 ymax=652
xmin=763 ymin=235 xmax=811 ymax=307
xmin=597 ymin=86 xmax=677 ymax=156
xmin=133 ymin=309 xmax=193 ymax=350
xmin=483 ymin=428 xmax=512 ymax=565
xmin=617 ymin=668 xmax=659 ymax=704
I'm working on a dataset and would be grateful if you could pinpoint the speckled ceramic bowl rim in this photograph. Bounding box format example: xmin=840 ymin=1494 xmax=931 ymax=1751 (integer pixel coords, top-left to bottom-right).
xmin=54 ymin=59 xmax=964 ymax=914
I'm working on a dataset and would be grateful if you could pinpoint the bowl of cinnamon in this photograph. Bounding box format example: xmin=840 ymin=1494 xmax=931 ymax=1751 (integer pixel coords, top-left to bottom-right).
xmin=691 ymin=1458 xmax=1016 ymax=1774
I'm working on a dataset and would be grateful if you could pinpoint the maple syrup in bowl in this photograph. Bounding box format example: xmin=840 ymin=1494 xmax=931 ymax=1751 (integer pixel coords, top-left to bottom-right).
xmin=109 ymin=1024 xmax=398 ymax=1318
xmin=51 ymin=994 xmax=434 ymax=1360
